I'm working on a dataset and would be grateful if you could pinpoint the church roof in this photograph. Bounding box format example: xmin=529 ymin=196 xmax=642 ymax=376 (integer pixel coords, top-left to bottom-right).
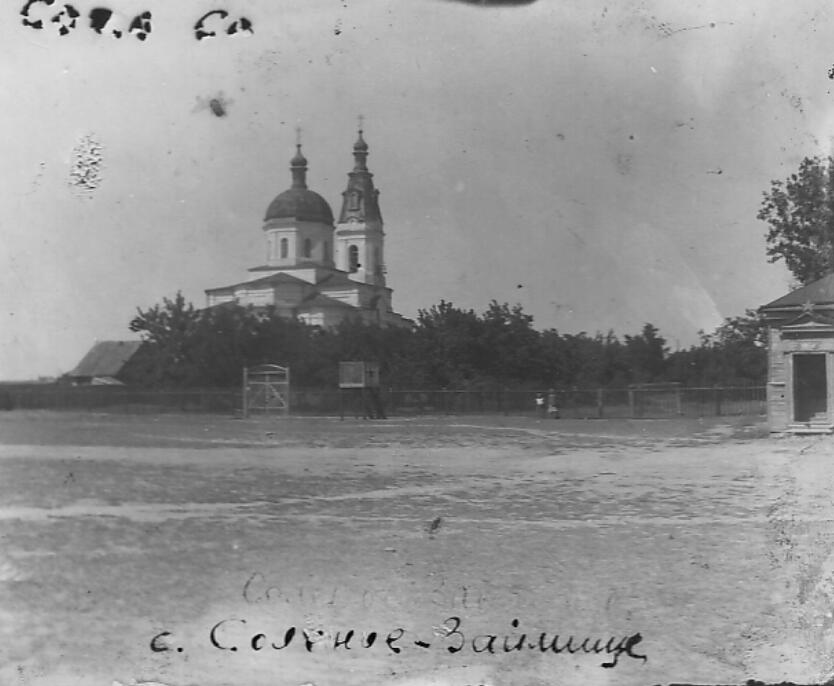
xmin=265 ymin=188 xmax=334 ymax=225
xmin=297 ymin=292 xmax=359 ymax=311
xmin=70 ymin=340 xmax=143 ymax=379
xmin=243 ymin=272 xmax=311 ymax=289
xmin=315 ymin=270 xmax=387 ymax=292
xmin=760 ymin=273 xmax=834 ymax=310
xmin=205 ymin=272 xmax=310 ymax=294
xmin=265 ymin=143 xmax=334 ymax=225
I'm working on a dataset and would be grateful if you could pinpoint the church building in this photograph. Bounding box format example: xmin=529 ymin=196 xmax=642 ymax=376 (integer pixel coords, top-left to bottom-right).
xmin=205 ymin=128 xmax=411 ymax=329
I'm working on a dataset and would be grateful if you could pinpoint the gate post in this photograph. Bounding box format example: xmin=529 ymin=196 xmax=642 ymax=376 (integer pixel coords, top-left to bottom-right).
xmin=286 ymin=367 xmax=291 ymax=416
xmin=242 ymin=366 xmax=248 ymax=418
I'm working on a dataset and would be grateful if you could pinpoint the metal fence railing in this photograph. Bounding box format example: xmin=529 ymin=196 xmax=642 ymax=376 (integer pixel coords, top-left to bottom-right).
xmin=0 ymin=386 xmax=242 ymax=414
xmin=0 ymin=384 xmax=766 ymax=419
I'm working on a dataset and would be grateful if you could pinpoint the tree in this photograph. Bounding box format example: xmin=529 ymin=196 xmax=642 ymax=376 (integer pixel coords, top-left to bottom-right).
xmin=479 ymin=301 xmax=540 ymax=385
xmin=128 ymin=292 xmax=202 ymax=386
xmin=127 ymin=297 xmax=313 ymax=387
xmin=189 ymin=303 xmax=263 ymax=387
xmin=665 ymin=310 xmax=767 ymax=386
xmin=758 ymin=155 xmax=834 ymax=285
xmin=698 ymin=309 xmax=767 ymax=385
xmin=413 ymin=301 xmax=485 ymax=387
xmin=125 ymin=292 xmax=765 ymax=392
xmin=624 ymin=323 xmax=667 ymax=382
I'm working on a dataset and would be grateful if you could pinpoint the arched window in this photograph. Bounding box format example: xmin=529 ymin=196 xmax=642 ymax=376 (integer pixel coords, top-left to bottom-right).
xmin=280 ymin=238 xmax=288 ymax=259
xmin=373 ymin=247 xmax=381 ymax=275
xmin=303 ymin=238 xmax=312 ymax=259
xmin=348 ymin=191 xmax=361 ymax=211
xmin=348 ymin=245 xmax=359 ymax=273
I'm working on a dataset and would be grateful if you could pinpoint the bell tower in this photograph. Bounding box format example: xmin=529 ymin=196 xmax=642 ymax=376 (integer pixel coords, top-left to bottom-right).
xmin=334 ymin=120 xmax=386 ymax=287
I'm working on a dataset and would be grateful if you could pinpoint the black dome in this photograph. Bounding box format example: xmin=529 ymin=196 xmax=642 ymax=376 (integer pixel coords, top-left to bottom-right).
xmin=265 ymin=188 xmax=334 ymax=224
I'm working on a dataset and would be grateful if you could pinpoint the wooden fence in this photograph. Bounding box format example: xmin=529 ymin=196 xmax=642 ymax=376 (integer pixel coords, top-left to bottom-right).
xmin=0 ymin=384 xmax=766 ymax=419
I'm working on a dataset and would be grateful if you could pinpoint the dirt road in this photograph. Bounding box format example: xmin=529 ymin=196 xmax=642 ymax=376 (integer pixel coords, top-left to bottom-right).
xmin=0 ymin=413 xmax=830 ymax=686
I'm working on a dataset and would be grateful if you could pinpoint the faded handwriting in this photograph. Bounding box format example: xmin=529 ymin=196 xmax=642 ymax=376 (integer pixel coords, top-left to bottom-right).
xmin=242 ymin=572 xmax=487 ymax=611
xmin=20 ymin=2 xmax=253 ymax=40
xmin=150 ymin=617 xmax=647 ymax=669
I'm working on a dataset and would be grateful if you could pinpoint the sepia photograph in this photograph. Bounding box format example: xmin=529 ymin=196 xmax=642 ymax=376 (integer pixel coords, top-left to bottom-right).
xmin=2 ymin=1 xmax=834 ymax=685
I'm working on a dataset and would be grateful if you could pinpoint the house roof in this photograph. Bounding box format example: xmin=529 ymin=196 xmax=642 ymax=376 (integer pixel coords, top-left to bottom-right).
xmin=761 ymin=273 xmax=834 ymax=310
xmin=779 ymin=310 xmax=834 ymax=329
xmin=70 ymin=340 xmax=143 ymax=378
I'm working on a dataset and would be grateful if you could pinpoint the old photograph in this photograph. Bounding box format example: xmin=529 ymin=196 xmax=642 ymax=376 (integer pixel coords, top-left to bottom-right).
xmin=1 ymin=1 xmax=834 ymax=685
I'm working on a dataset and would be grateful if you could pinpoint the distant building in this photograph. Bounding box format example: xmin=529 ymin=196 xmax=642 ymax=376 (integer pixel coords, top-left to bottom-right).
xmin=760 ymin=273 xmax=834 ymax=433
xmin=205 ymin=129 xmax=411 ymax=328
xmin=68 ymin=340 xmax=144 ymax=385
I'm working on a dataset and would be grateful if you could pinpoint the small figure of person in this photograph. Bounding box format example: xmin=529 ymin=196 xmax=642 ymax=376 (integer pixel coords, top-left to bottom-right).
xmin=535 ymin=392 xmax=545 ymax=418
xmin=547 ymin=389 xmax=560 ymax=419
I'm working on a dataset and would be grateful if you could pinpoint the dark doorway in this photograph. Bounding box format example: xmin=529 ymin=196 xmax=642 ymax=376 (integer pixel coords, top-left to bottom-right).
xmin=793 ymin=354 xmax=828 ymax=422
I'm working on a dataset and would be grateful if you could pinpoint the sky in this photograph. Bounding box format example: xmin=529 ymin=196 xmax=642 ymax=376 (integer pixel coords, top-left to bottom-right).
xmin=0 ymin=0 xmax=832 ymax=379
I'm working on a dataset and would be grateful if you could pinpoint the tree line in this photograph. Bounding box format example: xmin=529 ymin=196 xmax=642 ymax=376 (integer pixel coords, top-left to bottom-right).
xmin=121 ymin=294 xmax=767 ymax=390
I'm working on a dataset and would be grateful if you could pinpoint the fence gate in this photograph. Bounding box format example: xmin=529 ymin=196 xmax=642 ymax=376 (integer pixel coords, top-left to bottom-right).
xmin=243 ymin=364 xmax=290 ymax=417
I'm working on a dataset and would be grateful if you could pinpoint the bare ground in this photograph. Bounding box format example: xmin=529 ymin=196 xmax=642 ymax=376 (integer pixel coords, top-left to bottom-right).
xmin=0 ymin=412 xmax=831 ymax=686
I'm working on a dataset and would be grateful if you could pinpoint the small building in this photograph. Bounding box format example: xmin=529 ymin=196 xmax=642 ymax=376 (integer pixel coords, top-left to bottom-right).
xmin=68 ymin=340 xmax=144 ymax=385
xmin=759 ymin=273 xmax=834 ymax=433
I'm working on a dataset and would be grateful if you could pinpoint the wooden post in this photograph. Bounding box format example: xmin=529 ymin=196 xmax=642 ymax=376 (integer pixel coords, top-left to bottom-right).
xmin=242 ymin=367 xmax=248 ymax=418
xmin=628 ymin=389 xmax=635 ymax=418
xmin=596 ymin=388 xmax=604 ymax=419
xmin=714 ymin=386 xmax=722 ymax=417
xmin=286 ymin=366 xmax=291 ymax=416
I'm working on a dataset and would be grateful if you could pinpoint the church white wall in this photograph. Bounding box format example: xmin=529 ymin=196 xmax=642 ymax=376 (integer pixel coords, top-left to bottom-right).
xmin=298 ymin=312 xmax=325 ymax=327
xmin=334 ymin=221 xmax=385 ymax=287
xmin=270 ymin=282 xmax=308 ymax=303
xmin=235 ymin=287 xmax=275 ymax=307
xmin=324 ymin=289 xmax=360 ymax=307
xmin=264 ymin=220 xmax=335 ymax=269
xmin=206 ymin=293 xmax=236 ymax=307
xmin=299 ymin=308 xmax=360 ymax=328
